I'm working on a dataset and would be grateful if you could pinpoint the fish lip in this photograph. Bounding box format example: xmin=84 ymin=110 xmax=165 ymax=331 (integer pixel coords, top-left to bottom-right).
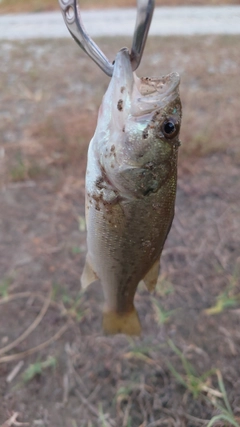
xmin=93 ymin=48 xmax=134 ymax=136
xmin=111 ymin=48 xmax=134 ymax=92
xmin=131 ymin=72 xmax=181 ymax=116
xmin=138 ymin=72 xmax=180 ymax=95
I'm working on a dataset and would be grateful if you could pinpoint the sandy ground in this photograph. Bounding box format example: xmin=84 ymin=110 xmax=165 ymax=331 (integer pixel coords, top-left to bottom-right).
xmin=0 ymin=6 xmax=240 ymax=40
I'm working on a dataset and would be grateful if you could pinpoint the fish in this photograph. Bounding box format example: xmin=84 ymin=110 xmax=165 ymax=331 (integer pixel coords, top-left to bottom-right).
xmin=81 ymin=47 xmax=182 ymax=335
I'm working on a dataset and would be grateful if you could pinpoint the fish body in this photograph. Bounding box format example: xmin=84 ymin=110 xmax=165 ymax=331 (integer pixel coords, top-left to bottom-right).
xmin=81 ymin=48 xmax=182 ymax=335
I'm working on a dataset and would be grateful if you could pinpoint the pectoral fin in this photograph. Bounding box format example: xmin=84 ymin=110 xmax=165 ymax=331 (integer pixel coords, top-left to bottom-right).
xmin=142 ymin=259 xmax=160 ymax=292
xmin=81 ymin=254 xmax=98 ymax=289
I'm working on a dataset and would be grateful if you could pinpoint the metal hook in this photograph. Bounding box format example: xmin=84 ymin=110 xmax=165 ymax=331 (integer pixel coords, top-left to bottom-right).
xmin=58 ymin=0 xmax=155 ymax=77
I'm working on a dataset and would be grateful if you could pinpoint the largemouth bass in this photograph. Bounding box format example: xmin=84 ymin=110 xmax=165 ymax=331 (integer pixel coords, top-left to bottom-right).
xmin=81 ymin=48 xmax=182 ymax=335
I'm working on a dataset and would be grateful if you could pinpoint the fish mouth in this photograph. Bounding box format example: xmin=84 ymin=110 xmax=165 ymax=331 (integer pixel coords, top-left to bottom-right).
xmin=111 ymin=49 xmax=180 ymax=117
xmin=112 ymin=47 xmax=134 ymax=88
xmin=137 ymin=73 xmax=180 ymax=97
xmin=95 ymin=48 xmax=134 ymax=132
xmin=98 ymin=48 xmax=134 ymax=126
xmin=98 ymin=48 xmax=180 ymax=130
xmin=131 ymin=72 xmax=180 ymax=116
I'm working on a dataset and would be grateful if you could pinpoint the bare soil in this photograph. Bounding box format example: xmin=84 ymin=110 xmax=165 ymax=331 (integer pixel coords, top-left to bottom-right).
xmin=0 ymin=36 xmax=240 ymax=426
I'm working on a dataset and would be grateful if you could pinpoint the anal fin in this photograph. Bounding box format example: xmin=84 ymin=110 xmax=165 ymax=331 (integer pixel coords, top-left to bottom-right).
xmin=81 ymin=254 xmax=98 ymax=289
xmin=102 ymin=308 xmax=141 ymax=336
xmin=142 ymin=259 xmax=160 ymax=292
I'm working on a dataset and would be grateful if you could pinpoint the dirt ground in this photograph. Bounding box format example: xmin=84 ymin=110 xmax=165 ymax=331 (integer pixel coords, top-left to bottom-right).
xmin=0 ymin=36 xmax=240 ymax=426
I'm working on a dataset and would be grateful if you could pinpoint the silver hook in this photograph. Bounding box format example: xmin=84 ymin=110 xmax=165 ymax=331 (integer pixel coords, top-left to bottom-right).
xmin=58 ymin=0 xmax=155 ymax=77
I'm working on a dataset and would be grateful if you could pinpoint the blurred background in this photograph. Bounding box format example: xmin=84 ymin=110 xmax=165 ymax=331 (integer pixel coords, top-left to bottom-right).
xmin=0 ymin=0 xmax=239 ymax=13
xmin=0 ymin=1 xmax=240 ymax=426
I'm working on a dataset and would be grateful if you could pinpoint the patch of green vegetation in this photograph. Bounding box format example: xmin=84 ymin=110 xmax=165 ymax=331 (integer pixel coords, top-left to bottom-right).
xmin=155 ymin=274 xmax=175 ymax=297
xmin=98 ymin=403 xmax=112 ymax=427
xmin=71 ymin=245 xmax=86 ymax=255
xmin=10 ymin=153 xmax=27 ymax=182
xmin=52 ymin=281 xmax=62 ymax=301
xmin=167 ymin=340 xmax=216 ymax=399
xmin=116 ymin=384 xmax=136 ymax=403
xmin=22 ymin=356 xmax=57 ymax=383
xmin=205 ymin=290 xmax=239 ymax=315
xmin=27 ymin=162 xmax=44 ymax=179
xmin=123 ymin=340 xmax=164 ymax=366
xmin=52 ymin=282 xmax=85 ymax=321
xmin=0 ymin=276 xmax=12 ymax=298
xmin=205 ymin=271 xmax=240 ymax=315
xmin=151 ymin=297 xmax=176 ymax=325
xmin=71 ymin=246 xmax=82 ymax=255
xmin=167 ymin=340 xmax=240 ymax=427
xmin=67 ymin=294 xmax=86 ymax=322
xmin=9 ymin=151 xmax=43 ymax=182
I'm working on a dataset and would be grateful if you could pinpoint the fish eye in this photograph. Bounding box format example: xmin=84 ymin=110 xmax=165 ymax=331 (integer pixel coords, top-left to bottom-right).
xmin=162 ymin=118 xmax=179 ymax=139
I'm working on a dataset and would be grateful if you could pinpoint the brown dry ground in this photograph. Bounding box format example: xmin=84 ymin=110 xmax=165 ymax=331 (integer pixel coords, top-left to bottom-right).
xmin=0 ymin=35 xmax=240 ymax=426
xmin=0 ymin=0 xmax=240 ymax=14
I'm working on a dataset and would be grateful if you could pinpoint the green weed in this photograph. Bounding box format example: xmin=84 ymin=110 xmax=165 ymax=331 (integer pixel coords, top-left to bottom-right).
xmin=205 ymin=274 xmax=240 ymax=315
xmin=64 ymin=291 xmax=85 ymax=321
xmin=22 ymin=356 xmax=56 ymax=383
xmin=167 ymin=340 xmax=240 ymax=427
xmin=205 ymin=370 xmax=240 ymax=427
xmin=98 ymin=403 xmax=112 ymax=427
xmin=116 ymin=385 xmax=135 ymax=403
xmin=71 ymin=246 xmax=84 ymax=255
xmin=151 ymin=297 xmax=176 ymax=325
xmin=123 ymin=340 xmax=164 ymax=366
xmin=52 ymin=283 xmax=86 ymax=321
xmin=9 ymin=150 xmax=43 ymax=182
xmin=167 ymin=340 xmax=216 ymax=399
xmin=10 ymin=153 xmax=27 ymax=182
xmin=0 ymin=277 xmax=12 ymax=298
xmin=155 ymin=274 xmax=175 ymax=297
xmin=27 ymin=162 xmax=44 ymax=179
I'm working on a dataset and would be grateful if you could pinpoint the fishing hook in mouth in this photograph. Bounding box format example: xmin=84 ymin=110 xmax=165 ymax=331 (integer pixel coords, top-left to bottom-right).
xmin=58 ymin=0 xmax=155 ymax=77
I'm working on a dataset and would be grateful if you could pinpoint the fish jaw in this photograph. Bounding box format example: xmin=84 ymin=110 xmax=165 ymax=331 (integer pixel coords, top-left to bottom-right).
xmin=94 ymin=47 xmax=134 ymax=143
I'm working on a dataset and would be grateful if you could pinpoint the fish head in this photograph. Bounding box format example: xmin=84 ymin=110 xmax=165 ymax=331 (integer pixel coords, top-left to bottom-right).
xmin=93 ymin=48 xmax=182 ymax=197
xmin=128 ymin=71 xmax=182 ymax=165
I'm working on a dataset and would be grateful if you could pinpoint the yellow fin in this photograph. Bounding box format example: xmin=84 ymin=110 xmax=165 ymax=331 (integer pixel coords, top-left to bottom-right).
xmin=143 ymin=259 xmax=160 ymax=292
xmin=81 ymin=254 xmax=98 ymax=289
xmin=102 ymin=309 xmax=141 ymax=336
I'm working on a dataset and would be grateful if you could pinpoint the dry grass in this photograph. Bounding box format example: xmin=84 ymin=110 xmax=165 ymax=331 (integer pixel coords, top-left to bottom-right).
xmin=0 ymin=0 xmax=239 ymax=14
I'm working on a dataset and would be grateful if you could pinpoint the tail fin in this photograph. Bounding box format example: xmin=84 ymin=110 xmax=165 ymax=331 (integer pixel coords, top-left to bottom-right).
xmin=102 ymin=308 xmax=141 ymax=336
